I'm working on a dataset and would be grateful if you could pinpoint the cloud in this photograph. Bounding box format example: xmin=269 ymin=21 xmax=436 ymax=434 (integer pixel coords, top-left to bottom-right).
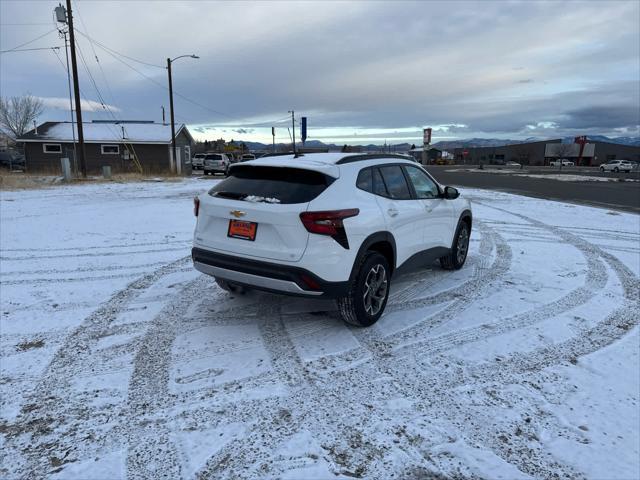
xmin=1 ymin=1 xmax=637 ymax=143
xmin=559 ymin=105 xmax=640 ymax=129
xmin=232 ymin=128 xmax=254 ymax=134
xmin=38 ymin=96 xmax=120 ymax=113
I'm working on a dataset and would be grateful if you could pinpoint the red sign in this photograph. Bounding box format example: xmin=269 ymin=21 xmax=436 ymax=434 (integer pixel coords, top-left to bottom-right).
xmin=462 ymin=149 xmax=469 ymax=156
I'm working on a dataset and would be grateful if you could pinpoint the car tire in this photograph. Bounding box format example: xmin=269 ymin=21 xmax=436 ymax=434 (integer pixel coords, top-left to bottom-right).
xmin=440 ymin=221 xmax=470 ymax=270
xmin=614 ymin=167 xmax=619 ymax=173
xmin=600 ymin=167 xmax=605 ymax=172
xmin=337 ymin=251 xmax=390 ymax=327
xmin=215 ymin=278 xmax=248 ymax=294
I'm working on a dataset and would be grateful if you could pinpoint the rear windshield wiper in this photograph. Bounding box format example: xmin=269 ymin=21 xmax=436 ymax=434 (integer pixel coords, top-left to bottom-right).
xmin=211 ymin=191 xmax=247 ymax=200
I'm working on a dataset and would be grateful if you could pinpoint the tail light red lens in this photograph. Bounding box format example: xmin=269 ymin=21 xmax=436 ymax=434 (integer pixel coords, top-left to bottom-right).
xmin=194 ymin=196 xmax=200 ymax=217
xmin=299 ymin=209 xmax=359 ymax=248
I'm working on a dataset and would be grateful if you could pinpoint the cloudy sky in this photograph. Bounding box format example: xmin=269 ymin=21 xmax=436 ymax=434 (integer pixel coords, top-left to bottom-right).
xmin=1 ymin=0 xmax=639 ymax=145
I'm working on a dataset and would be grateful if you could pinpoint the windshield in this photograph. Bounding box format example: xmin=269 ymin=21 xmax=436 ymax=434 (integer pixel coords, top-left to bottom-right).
xmin=209 ymin=166 xmax=334 ymax=204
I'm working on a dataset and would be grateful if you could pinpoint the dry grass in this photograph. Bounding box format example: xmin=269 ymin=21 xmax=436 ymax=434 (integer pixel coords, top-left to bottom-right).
xmin=0 ymin=171 xmax=184 ymax=191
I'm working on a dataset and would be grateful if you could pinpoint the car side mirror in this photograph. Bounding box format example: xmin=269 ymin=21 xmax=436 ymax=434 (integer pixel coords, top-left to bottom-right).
xmin=443 ymin=186 xmax=459 ymax=199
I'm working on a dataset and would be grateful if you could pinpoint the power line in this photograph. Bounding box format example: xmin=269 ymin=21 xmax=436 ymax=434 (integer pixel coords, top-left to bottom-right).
xmin=69 ymin=28 xmax=300 ymax=129
xmin=72 ymin=1 xmax=119 ymax=111
xmin=1 ymin=23 xmax=53 ymax=26
xmin=74 ymin=28 xmax=163 ymax=69
xmin=1 ymin=27 xmax=58 ymax=52
xmin=73 ymin=28 xmax=242 ymax=121
xmin=0 ymin=46 xmax=62 ymax=54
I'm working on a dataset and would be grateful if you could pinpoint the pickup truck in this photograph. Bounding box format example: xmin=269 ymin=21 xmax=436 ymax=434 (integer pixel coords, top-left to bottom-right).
xmin=549 ymin=159 xmax=574 ymax=167
xmin=192 ymin=153 xmax=206 ymax=170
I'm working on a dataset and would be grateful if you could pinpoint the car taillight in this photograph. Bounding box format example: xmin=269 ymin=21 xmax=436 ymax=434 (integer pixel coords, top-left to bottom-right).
xmin=300 ymin=209 xmax=359 ymax=249
xmin=194 ymin=197 xmax=200 ymax=217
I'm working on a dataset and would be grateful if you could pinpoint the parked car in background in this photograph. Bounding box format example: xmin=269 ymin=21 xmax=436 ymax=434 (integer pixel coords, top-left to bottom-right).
xmin=600 ymin=160 xmax=634 ymax=173
xmin=0 ymin=151 xmax=25 ymax=170
xmin=192 ymin=153 xmax=206 ymax=170
xmin=505 ymin=161 xmax=521 ymax=167
xmin=192 ymin=153 xmax=472 ymax=327
xmin=241 ymin=154 xmax=256 ymax=162
xmin=203 ymin=153 xmax=230 ymax=175
xmin=550 ymin=159 xmax=575 ymax=167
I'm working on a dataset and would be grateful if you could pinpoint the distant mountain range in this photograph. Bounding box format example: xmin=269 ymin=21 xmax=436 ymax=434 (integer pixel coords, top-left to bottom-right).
xmin=227 ymin=135 xmax=640 ymax=152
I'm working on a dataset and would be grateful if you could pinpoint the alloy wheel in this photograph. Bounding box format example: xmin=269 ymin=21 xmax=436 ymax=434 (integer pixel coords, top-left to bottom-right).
xmin=456 ymin=227 xmax=469 ymax=264
xmin=363 ymin=264 xmax=388 ymax=316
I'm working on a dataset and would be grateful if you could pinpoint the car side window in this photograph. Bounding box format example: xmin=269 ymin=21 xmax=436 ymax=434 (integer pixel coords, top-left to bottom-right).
xmin=372 ymin=168 xmax=388 ymax=197
xmin=404 ymin=165 xmax=440 ymax=199
xmin=356 ymin=168 xmax=373 ymax=193
xmin=379 ymin=165 xmax=412 ymax=200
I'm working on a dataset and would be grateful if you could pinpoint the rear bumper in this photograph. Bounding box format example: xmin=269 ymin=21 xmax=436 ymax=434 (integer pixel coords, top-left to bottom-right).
xmin=192 ymin=247 xmax=349 ymax=298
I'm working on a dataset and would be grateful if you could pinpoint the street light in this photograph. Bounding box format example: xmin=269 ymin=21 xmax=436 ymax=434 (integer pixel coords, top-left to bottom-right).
xmin=167 ymin=54 xmax=199 ymax=173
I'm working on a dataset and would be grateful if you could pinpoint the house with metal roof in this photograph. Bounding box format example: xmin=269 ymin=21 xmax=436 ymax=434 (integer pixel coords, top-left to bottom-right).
xmin=18 ymin=120 xmax=194 ymax=175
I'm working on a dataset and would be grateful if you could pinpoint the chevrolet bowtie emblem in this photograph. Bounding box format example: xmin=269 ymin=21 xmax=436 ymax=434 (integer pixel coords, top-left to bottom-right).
xmin=230 ymin=210 xmax=246 ymax=218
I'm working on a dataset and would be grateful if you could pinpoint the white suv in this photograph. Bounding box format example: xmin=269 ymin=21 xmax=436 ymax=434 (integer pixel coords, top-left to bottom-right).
xmin=203 ymin=153 xmax=230 ymax=175
xmin=600 ymin=160 xmax=633 ymax=173
xmin=192 ymin=153 xmax=472 ymax=326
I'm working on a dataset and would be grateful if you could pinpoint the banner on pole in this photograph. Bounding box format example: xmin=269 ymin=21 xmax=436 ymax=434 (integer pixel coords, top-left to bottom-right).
xmin=301 ymin=117 xmax=307 ymax=142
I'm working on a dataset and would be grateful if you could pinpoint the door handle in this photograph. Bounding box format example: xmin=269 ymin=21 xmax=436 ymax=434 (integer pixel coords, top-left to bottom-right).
xmin=387 ymin=208 xmax=399 ymax=217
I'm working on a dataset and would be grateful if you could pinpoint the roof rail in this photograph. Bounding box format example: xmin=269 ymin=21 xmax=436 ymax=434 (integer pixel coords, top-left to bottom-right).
xmin=335 ymin=153 xmax=413 ymax=165
xmin=257 ymin=151 xmax=299 ymax=158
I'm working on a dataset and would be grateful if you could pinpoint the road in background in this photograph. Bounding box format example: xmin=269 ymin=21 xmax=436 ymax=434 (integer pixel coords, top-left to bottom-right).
xmin=428 ymin=166 xmax=640 ymax=213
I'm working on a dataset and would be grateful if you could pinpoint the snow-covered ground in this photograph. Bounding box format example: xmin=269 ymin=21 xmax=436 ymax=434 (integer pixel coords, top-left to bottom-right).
xmin=1 ymin=178 xmax=638 ymax=479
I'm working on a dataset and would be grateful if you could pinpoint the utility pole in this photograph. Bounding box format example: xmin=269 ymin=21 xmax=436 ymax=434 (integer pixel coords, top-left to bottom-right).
xmin=289 ymin=110 xmax=296 ymax=155
xmin=167 ymin=58 xmax=176 ymax=172
xmin=162 ymin=106 xmax=166 ymax=125
xmin=65 ymin=0 xmax=87 ymax=178
xmin=166 ymin=55 xmax=198 ymax=173
xmin=272 ymin=127 xmax=275 ymax=153
xmin=60 ymin=29 xmax=77 ymax=175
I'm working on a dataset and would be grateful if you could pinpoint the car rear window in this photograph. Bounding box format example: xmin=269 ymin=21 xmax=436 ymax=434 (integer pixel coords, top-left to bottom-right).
xmin=205 ymin=154 xmax=222 ymax=160
xmin=209 ymin=166 xmax=335 ymax=204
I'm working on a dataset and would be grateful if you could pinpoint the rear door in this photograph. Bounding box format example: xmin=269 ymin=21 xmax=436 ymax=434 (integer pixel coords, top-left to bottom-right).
xmin=374 ymin=165 xmax=425 ymax=266
xmin=403 ymin=165 xmax=455 ymax=249
xmin=194 ymin=166 xmax=334 ymax=262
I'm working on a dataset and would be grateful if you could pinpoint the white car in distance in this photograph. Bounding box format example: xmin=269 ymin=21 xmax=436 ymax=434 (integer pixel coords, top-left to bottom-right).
xmin=600 ymin=160 xmax=634 ymax=173
xmin=549 ymin=159 xmax=575 ymax=167
xmin=192 ymin=153 xmax=472 ymax=326
xmin=192 ymin=153 xmax=206 ymax=170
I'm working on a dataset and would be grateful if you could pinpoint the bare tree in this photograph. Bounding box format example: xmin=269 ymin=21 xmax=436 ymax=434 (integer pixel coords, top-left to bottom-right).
xmin=0 ymin=94 xmax=44 ymax=139
xmin=552 ymin=143 xmax=574 ymax=170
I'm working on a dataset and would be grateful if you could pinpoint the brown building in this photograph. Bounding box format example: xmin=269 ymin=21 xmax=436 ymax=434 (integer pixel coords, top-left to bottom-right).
xmin=454 ymin=139 xmax=640 ymax=166
xmin=19 ymin=120 xmax=194 ymax=175
xmin=454 ymin=139 xmax=561 ymax=166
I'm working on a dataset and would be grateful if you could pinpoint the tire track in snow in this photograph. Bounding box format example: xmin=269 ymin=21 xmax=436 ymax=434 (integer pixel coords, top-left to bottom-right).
xmin=193 ymin=304 xmax=321 ymax=479
xmin=394 ymin=214 xmax=610 ymax=357
xmin=125 ymin=276 xmax=208 ymax=479
xmin=0 ymin=239 xmax=190 ymax=254
xmin=305 ymin=223 xmax=501 ymax=374
xmin=1 ymin=261 xmax=171 ymax=277
xmin=387 ymin=206 xmax=638 ymax=479
xmin=342 ymin=212 xmax=618 ymax=479
xmin=1 ymin=256 xmax=192 ymax=479
xmin=0 ymin=247 xmax=189 ymax=262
